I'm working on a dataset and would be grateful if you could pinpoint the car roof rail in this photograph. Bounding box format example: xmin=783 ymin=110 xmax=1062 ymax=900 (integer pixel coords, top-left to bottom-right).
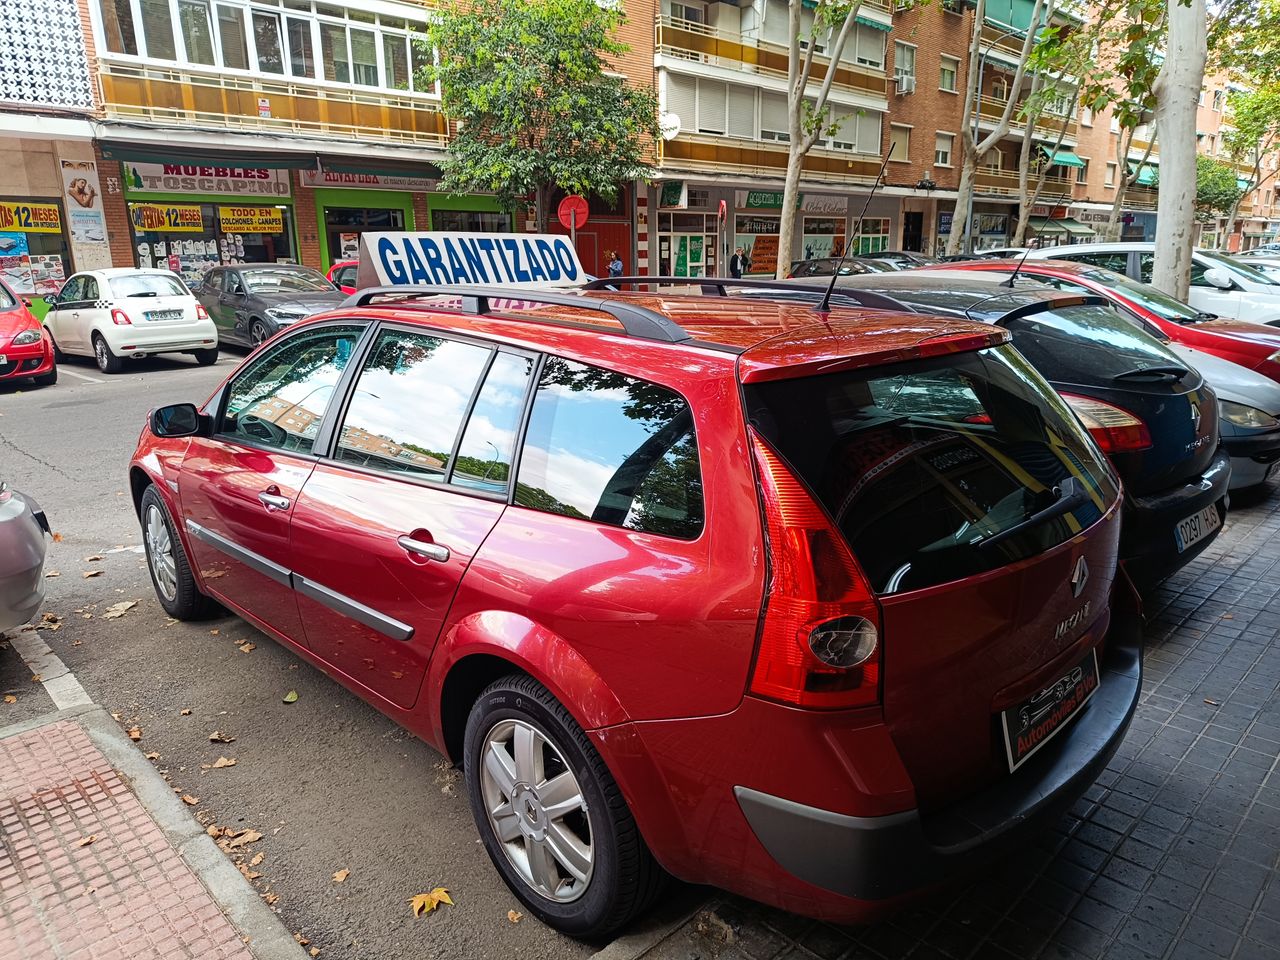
xmin=343 ymin=284 xmax=691 ymax=344
xmin=582 ymin=275 xmax=907 ymax=312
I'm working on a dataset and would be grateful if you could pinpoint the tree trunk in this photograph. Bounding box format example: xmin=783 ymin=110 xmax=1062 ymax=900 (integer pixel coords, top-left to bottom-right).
xmin=775 ymin=149 xmax=806 ymax=278
xmin=535 ymin=183 xmax=548 ymax=234
xmin=1151 ymin=0 xmax=1207 ymax=300
xmin=1222 ymin=150 xmax=1263 ymax=246
xmin=949 ymin=154 xmax=979 ymax=255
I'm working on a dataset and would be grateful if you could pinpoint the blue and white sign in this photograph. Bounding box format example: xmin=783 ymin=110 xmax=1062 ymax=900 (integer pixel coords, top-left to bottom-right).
xmin=356 ymin=232 xmax=587 ymax=290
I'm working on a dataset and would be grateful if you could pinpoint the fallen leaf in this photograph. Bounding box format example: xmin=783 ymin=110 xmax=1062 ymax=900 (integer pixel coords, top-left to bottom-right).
xmin=239 ymin=642 xmax=256 ymax=654
xmin=44 ymin=570 xmax=60 ymax=578
xmin=52 ymin=532 xmax=64 ymax=543
xmin=250 ymin=853 xmax=264 ymax=867
xmin=209 ymin=731 xmax=236 ymax=743
xmin=82 ymin=570 xmax=103 ymax=579
xmin=85 ymin=554 xmax=103 ymax=562
xmin=294 ymin=933 xmax=310 ymax=946
xmin=263 ymin=892 xmax=279 ymax=905
xmin=211 ymin=756 xmax=237 ymax=769
xmin=282 ymin=690 xmax=298 ymax=704
xmin=180 ymin=709 xmax=191 ymax=716
xmin=507 ymin=909 xmax=523 ymax=923
xmin=181 ymin=795 xmax=199 ymax=805
xmin=210 ymin=629 xmax=220 ymax=636
xmin=310 ymin=949 xmax=321 ymax=958
xmin=126 ymin=726 xmax=142 ymax=741
xmin=78 ymin=835 xmax=97 ymax=847
xmin=1204 ymin=698 xmax=1220 ymax=706
xmin=332 ymin=868 xmax=349 ymax=883
xmin=391 ymin=671 xmax=405 ymax=679
xmin=206 ymin=825 xmax=222 ymax=837
xmin=238 ymin=863 xmax=262 ymax=880
xmin=204 ymin=569 xmax=227 ymax=580
xmin=102 ymin=600 xmax=138 ymax=621
xmin=410 ymin=887 xmax=453 ymax=917
xmin=144 ymin=752 xmax=160 ymax=760
xmin=30 ymin=674 xmax=42 ymax=683
xmin=1222 ymin=613 xmax=1234 ymax=620
xmin=3 ymin=695 xmax=15 ymax=704
xmin=226 ymin=830 xmax=262 ymax=849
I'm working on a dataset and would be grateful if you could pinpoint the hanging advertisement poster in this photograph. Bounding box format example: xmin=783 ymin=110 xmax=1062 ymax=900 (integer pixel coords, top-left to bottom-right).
xmin=734 ymin=214 xmax=780 ymax=276
xmin=0 ymin=232 xmax=33 ymax=294
xmin=28 ymin=255 xmax=65 ymax=296
xmin=340 ymin=232 xmax=360 ymax=260
xmin=802 ymin=216 xmax=847 ymax=260
xmin=218 ymin=206 xmax=284 ymax=233
xmin=60 ymin=160 xmax=114 ymax=270
xmin=131 ymin=203 xmax=205 ymax=232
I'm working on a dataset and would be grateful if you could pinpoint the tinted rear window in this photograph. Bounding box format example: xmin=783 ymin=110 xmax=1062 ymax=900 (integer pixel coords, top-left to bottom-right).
xmin=1003 ymin=304 xmax=1190 ymax=384
xmin=110 ymin=274 xmax=189 ymax=298
xmin=746 ymin=345 xmax=1118 ymax=594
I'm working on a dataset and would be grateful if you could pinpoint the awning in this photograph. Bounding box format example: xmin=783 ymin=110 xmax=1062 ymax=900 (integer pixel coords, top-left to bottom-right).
xmin=855 ymin=14 xmax=893 ymax=31
xmin=1028 ymin=216 xmax=1095 ymax=236
xmin=318 ymin=156 xmax=443 ymax=178
xmin=1237 ymin=177 xmax=1253 ymax=191
xmin=98 ymin=140 xmax=319 ymax=169
xmin=1128 ymin=162 xmax=1158 ymax=186
xmin=1041 ymin=147 xmax=1085 ymax=168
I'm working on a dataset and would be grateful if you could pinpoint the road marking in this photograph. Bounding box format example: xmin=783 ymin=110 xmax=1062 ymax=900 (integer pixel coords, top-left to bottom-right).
xmin=59 ymin=368 xmax=105 ymax=384
xmin=5 ymin=625 xmax=92 ymax=709
xmin=106 ymin=545 xmax=145 ymax=554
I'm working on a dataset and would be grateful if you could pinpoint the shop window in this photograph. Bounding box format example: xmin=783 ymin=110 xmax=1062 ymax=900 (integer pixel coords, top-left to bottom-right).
xmin=140 ymin=0 xmax=177 ymax=59
xmin=217 ymin=4 xmax=250 ymax=70
xmin=0 ymin=197 xmax=74 ymax=297
xmin=129 ymin=202 xmax=297 ymax=287
xmin=431 ymin=211 xmax=514 ymax=232
xmin=253 ymin=11 xmax=285 ymax=73
xmin=179 ymin=0 xmax=217 ymax=65
xmin=100 ymin=0 xmax=139 ymax=55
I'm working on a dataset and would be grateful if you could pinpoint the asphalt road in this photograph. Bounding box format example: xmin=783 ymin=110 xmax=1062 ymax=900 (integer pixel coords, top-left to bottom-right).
xmin=0 ymin=351 xmax=616 ymax=959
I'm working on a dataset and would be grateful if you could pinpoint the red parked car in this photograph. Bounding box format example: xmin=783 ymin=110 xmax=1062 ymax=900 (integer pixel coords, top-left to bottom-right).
xmin=936 ymin=258 xmax=1280 ymax=382
xmin=327 ymin=259 xmax=358 ymax=295
xmin=129 ymin=286 xmax=1140 ymax=935
xmin=0 ymin=277 xmax=56 ymax=387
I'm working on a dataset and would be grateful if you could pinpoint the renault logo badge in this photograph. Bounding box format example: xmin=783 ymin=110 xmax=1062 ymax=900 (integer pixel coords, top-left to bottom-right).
xmin=1191 ymin=402 xmax=1201 ymax=432
xmin=1070 ymin=556 xmax=1089 ymax=598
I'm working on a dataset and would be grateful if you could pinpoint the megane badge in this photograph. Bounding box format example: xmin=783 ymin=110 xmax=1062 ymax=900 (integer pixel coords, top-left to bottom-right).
xmin=1070 ymin=556 xmax=1089 ymax=598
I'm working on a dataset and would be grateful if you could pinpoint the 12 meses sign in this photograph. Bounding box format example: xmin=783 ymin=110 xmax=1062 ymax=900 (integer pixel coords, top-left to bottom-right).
xmin=357 ymin=232 xmax=586 ymax=289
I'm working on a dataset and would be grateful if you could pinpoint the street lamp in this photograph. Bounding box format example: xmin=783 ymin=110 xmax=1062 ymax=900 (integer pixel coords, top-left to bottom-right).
xmin=964 ymin=23 xmax=1026 ymax=254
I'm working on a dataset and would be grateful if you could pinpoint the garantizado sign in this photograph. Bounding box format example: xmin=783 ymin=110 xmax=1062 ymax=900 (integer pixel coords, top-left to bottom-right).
xmin=356 ymin=232 xmax=586 ymax=289
xmin=125 ymin=163 xmax=292 ymax=197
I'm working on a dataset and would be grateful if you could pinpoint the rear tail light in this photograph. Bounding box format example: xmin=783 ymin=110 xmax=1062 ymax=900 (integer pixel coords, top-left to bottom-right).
xmin=196 ymin=304 xmax=209 ymax=320
xmin=749 ymin=430 xmax=882 ymax=710
xmin=111 ymin=308 xmax=132 ymax=326
xmin=1062 ymin=394 xmax=1152 ymax=453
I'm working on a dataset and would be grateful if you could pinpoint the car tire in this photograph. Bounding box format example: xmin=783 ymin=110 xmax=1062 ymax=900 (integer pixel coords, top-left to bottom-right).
xmin=194 ymin=347 xmax=219 ymax=366
xmin=48 ymin=332 xmax=66 ymax=364
xmin=464 ymin=674 xmax=664 ymax=938
xmin=31 ymin=367 xmax=57 ymax=387
xmin=140 ymin=485 xmax=220 ymax=621
xmin=92 ymin=333 xmax=123 ymax=374
xmin=250 ymin=319 xmax=270 ymax=346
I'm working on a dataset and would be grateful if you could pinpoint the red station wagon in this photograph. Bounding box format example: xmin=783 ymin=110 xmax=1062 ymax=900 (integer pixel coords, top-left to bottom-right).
xmin=131 ymin=286 xmax=1142 ymax=935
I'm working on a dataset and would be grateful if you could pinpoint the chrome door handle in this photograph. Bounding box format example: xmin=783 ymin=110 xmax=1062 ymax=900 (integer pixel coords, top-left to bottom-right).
xmin=397 ymin=535 xmax=449 ymax=562
xmin=258 ymin=491 xmax=291 ymax=511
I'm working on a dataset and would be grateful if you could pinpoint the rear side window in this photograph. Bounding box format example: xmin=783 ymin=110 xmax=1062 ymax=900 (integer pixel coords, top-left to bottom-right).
xmin=335 ymin=265 xmax=357 ymax=287
xmin=515 ymin=357 xmax=704 ymax=540
xmin=1004 ymin=304 xmax=1186 ymax=383
xmin=746 ymin=345 xmax=1119 ymax=594
xmin=110 ymin=274 xmax=188 ymax=298
xmin=1061 ymin=252 xmax=1130 ymax=274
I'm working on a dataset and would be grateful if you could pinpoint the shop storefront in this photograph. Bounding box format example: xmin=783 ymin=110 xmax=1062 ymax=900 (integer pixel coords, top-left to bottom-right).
xmin=115 ymin=160 xmax=299 ymax=288
xmin=0 ymin=198 xmax=72 ymax=298
xmin=428 ymin=194 xmax=511 ymax=234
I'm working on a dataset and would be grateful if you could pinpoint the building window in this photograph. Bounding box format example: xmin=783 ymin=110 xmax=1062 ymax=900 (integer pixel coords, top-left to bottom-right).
xmin=894 ymin=42 xmax=916 ymax=83
xmin=1198 ymin=89 xmax=1206 ymax=106
xmin=935 ymin=132 xmax=953 ymax=167
xmin=668 ymin=1 xmax=706 ymax=23
xmin=760 ymin=91 xmax=789 ymax=142
xmin=828 ymin=107 xmax=881 ymax=153
xmin=1212 ymin=89 xmax=1224 ymax=111
xmin=1081 ymin=105 xmax=1093 ymax=127
xmin=851 ymin=25 xmax=885 ymax=69
xmin=1076 ymin=158 xmax=1089 ymax=184
xmin=216 ymin=4 xmax=249 ymax=70
xmin=980 ymin=148 xmax=1002 ymax=170
xmin=939 ymin=55 xmax=958 ymax=92
xmin=889 ymin=124 xmax=910 ymax=162
xmin=1207 ymin=133 xmax=1217 ymax=154
xmin=1105 ymin=162 xmax=1117 ymax=186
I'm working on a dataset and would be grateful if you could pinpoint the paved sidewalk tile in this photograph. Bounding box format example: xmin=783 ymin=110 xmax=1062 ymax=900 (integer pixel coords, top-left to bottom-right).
xmin=0 ymin=719 xmax=254 ymax=960
xmin=638 ymin=492 xmax=1280 ymax=960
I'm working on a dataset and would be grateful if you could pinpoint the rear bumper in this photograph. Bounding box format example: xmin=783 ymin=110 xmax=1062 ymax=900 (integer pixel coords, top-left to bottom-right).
xmin=0 ymin=495 xmax=47 ymax=633
xmin=108 ymin=323 xmax=218 ymax=356
xmin=1119 ymin=448 xmax=1231 ymax=585
xmin=734 ymin=612 xmax=1142 ymax=905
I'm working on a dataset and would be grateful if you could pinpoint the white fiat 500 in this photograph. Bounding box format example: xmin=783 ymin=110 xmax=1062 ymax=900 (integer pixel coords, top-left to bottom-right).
xmin=44 ymin=268 xmax=219 ymax=374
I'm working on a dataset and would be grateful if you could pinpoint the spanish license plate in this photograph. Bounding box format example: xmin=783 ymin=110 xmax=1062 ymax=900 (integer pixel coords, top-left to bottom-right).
xmin=144 ymin=309 xmax=183 ymax=322
xmin=1001 ymin=649 xmax=1100 ymax=772
xmin=0 ymin=354 xmax=6 ymax=365
xmin=1174 ymin=504 xmax=1221 ymax=553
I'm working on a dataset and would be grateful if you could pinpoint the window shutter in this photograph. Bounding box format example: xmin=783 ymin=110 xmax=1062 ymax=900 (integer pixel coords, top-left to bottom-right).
xmin=666 ymin=73 xmax=697 ymax=130
xmin=829 ymin=107 xmax=854 ymax=147
xmin=760 ymin=91 xmax=789 ymax=135
xmin=697 ymin=79 xmax=728 ymax=134
xmin=857 ymin=111 xmax=882 ymax=153
xmin=727 ymin=84 xmax=756 ymax=139
xmin=760 ymin=0 xmax=789 ymax=46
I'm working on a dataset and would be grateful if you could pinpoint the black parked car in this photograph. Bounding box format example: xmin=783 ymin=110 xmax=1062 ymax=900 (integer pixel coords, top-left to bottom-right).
xmin=751 ymin=270 xmax=1230 ymax=586
xmin=196 ymin=264 xmax=345 ymax=348
xmin=787 ymin=257 xmax=893 ymax=278
xmin=854 ymin=250 xmax=942 ymax=270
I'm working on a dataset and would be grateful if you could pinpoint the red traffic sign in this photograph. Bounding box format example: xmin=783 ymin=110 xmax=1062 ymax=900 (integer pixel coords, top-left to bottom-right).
xmin=557 ymin=195 xmax=589 ymax=231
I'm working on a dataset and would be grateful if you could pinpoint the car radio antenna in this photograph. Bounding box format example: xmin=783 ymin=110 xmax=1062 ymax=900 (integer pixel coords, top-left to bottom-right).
xmin=1004 ymin=190 xmax=1071 ymax=288
xmin=817 ymin=143 xmax=895 ymax=314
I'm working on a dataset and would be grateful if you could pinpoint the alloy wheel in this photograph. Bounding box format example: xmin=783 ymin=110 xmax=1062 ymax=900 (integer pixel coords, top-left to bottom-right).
xmin=480 ymin=718 xmax=594 ymax=903
xmin=251 ymin=322 xmax=268 ymax=345
xmin=94 ymin=338 xmax=108 ymax=369
xmin=145 ymin=504 xmax=178 ymax=602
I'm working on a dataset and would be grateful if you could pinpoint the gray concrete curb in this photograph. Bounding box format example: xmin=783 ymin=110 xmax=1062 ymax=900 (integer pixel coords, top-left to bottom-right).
xmin=0 ymin=703 xmax=305 ymax=960
xmin=588 ymin=891 xmax=713 ymax=960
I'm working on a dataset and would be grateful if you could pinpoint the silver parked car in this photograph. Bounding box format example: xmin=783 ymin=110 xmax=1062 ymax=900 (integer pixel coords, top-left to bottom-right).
xmin=0 ymin=481 xmax=49 ymax=632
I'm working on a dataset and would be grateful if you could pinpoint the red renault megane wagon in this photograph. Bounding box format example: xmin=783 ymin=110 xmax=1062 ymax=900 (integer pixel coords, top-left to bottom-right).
xmin=130 ymin=285 xmax=1142 ymax=935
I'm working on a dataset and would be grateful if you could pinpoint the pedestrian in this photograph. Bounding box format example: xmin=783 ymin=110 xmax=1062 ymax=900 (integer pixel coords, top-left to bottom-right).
xmin=730 ymin=247 xmax=748 ymax=278
xmin=607 ymin=250 xmax=624 ymax=279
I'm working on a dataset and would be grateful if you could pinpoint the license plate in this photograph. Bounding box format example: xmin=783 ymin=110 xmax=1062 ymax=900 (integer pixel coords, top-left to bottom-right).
xmin=0 ymin=354 xmax=6 ymax=365
xmin=1174 ymin=504 xmax=1221 ymax=553
xmin=1001 ymin=649 xmax=1100 ymax=772
xmin=144 ymin=309 xmax=184 ymax=322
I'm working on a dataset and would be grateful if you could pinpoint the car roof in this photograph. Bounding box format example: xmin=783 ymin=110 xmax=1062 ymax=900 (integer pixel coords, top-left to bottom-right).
xmin=83 ymin=267 xmax=182 ymax=278
xmin=231 ymin=263 xmax=320 ymax=271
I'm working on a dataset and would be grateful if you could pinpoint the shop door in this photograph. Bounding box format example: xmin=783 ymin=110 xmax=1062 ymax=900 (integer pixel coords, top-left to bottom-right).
xmin=903 ymin=213 xmax=924 ymax=252
xmin=665 ymin=234 xmax=710 ymax=278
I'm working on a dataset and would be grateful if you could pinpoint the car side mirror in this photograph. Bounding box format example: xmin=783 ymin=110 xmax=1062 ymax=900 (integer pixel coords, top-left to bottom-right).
xmin=1202 ymin=267 xmax=1236 ymax=290
xmin=150 ymin=403 xmax=209 ymax=438
xmin=44 ymin=293 xmax=58 ymax=307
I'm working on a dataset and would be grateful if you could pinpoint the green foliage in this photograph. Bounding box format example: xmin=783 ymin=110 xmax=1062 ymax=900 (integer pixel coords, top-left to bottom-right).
xmin=421 ymin=0 xmax=659 ymax=227
xmin=1182 ymin=156 xmax=1248 ymax=223
xmin=1222 ymin=88 xmax=1280 ymax=166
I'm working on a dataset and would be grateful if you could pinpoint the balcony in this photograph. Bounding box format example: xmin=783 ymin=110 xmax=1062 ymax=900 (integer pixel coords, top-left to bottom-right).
xmin=977 ymin=96 xmax=1078 ymax=142
xmin=97 ymin=59 xmax=448 ymax=148
xmin=655 ymin=16 xmax=888 ymax=100
xmin=1125 ymin=185 xmax=1158 ymax=210
xmin=974 ymin=167 xmax=1077 ymax=198
xmin=658 ymin=131 xmax=883 ymax=184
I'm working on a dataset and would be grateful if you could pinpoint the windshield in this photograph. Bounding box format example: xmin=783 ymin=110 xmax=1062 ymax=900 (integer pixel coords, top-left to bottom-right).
xmin=1005 ymin=304 xmax=1193 ymax=384
xmin=745 ymin=345 xmax=1118 ymax=594
xmin=242 ymin=268 xmax=334 ymax=294
xmin=1199 ymin=250 xmax=1279 ymax=286
xmin=1079 ymin=268 xmax=1204 ymax=323
xmin=110 ymin=274 xmax=189 ymax=298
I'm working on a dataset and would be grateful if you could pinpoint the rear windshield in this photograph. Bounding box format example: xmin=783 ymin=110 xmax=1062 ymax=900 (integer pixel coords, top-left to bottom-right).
xmin=1077 ymin=268 xmax=1204 ymax=323
xmin=1003 ymin=304 xmax=1190 ymax=384
xmin=110 ymin=274 xmax=189 ymax=298
xmin=746 ymin=344 xmax=1118 ymax=595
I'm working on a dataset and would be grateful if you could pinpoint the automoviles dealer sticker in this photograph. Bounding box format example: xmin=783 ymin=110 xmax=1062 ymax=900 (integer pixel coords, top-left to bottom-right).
xmin=1001 ymin=649 xmax=1100 ymax=772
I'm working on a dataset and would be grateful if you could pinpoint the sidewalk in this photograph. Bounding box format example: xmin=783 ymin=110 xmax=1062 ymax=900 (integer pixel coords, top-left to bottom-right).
xmin=0 ymin=629 xmax=303 ymax=960
xmin=633 ymin=488 xmax=1280 ymax=960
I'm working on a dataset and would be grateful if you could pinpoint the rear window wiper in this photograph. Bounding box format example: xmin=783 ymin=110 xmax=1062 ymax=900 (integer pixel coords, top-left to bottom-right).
xmin=126 ymin=291 xmax=160 ymax=298
xmin=1112 ymin=364 xmax=1188 ymax=383
xmin=1192 ymin=311 xmax=1219 ymax=322
xmin=978 ymin=477 xmax=1087 ymax=550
